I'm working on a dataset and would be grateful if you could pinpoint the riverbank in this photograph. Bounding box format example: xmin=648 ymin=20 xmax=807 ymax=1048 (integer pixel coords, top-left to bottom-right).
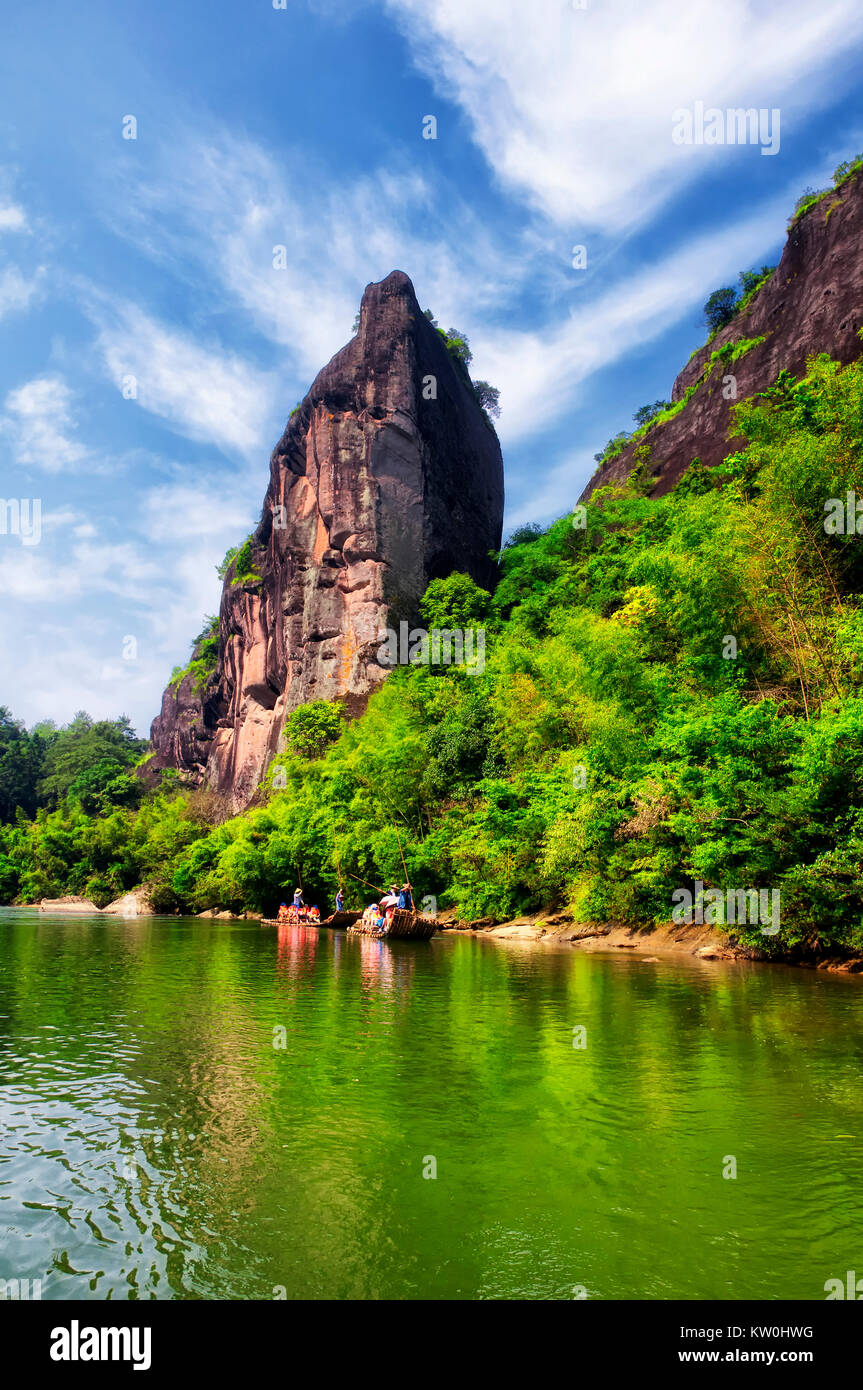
xmin=441 ymin=913 xmax=863 ymax=975
xmin=25 ymin=897 xmax=863 ymax=975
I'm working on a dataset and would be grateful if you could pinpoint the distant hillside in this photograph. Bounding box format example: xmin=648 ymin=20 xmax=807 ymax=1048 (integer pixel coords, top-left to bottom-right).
xmin=583 ymin=162 xmax=863 ymax=498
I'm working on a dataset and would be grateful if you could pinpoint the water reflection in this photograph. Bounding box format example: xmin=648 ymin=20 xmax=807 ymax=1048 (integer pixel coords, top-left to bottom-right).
xmin=1 ymin=908 xmax=862 ymax=1301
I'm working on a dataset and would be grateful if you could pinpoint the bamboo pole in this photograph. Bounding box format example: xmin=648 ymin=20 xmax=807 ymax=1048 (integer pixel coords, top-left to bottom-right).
xmin=331 ymin=822 xmax=344 ymax=889
xmin=394 ymin=823 xmax=410 ymax=888
xmin=342 ymin=867 xmax=384 ymax=896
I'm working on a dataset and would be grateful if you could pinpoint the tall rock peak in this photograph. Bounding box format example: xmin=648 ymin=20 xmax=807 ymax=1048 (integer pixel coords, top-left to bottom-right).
xmin=148 ymin=270 xmax=505 ymax=808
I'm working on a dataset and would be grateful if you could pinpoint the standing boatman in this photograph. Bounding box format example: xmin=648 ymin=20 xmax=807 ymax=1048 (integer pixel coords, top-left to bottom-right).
xmin=336 ymin=887 xmax=345 ymax=912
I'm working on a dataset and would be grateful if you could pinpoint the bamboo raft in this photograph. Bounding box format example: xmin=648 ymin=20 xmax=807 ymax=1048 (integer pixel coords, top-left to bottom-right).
xmin=324 ymin=910 xmax=362 ymax=928
xmin=261 ymin=908 xmax=437 ymax=940
xmin=347 ymin=907 xmax=437 ymax=940
xmin=261 ymin=916 xmax=322 ymax=927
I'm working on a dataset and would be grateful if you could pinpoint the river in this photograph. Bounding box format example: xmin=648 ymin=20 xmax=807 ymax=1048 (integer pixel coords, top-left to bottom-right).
xmin=1 ymin=906 xmax=861 ymax=1300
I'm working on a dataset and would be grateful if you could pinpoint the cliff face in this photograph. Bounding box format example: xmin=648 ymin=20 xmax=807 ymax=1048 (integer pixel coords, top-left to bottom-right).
xmin=582 ymin=170 xmax=863 ymax=500
xmin=149 ymin=270 xmax=505 ymax=808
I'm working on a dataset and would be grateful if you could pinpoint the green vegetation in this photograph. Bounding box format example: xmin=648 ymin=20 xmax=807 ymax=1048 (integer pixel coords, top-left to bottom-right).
xmin=168 ymin=615 xmax=221 ymax=697
xmin=0 ymin=710 xmax=146 ymax=831
xmin=702 ymin=266 xmax=775 ymax=338
xmin=216 ymin=535 xmax=263 ymax=587
xmin=423 ymin=308 xmax=501 ymax=422
xmin=704 ymin=286 xmax=739 ymax=334
xmin=280 ymin=702 xmax=345 ymax=760
xmin=593 ymin=336 xmax=766 ymax=467
xmin=3 ymin=352 xmax=863 ymax=953
xmin=789 ymin=153 xmax=863 ymax=226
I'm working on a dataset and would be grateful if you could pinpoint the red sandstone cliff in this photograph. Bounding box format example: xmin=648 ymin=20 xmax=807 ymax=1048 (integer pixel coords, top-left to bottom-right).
xmin=148 ymin=271 xmax=504 ymax=808
xmin=582 ymin=169 xmax=863 ymax=500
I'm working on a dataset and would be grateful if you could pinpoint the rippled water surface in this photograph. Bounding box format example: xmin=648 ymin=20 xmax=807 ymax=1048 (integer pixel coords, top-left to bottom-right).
xmin=1 ymin=907 xmax=861 ymax=1300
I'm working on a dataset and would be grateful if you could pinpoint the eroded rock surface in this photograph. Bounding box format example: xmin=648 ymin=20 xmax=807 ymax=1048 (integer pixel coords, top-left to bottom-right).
xmin=148 ymin=270 xmax=504 ymax=808
xmin=582 ymin=171 xmax=863 ymax=499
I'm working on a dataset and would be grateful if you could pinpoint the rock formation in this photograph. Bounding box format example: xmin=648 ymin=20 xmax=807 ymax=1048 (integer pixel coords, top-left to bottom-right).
xmin=582 ymin=168 xmax=863 ymax=500
xmin=148 ymin=270 xmax=504 ymax=808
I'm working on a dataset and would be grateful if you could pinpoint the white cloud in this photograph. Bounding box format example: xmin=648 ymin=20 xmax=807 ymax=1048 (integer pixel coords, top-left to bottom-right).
xmin=1 ymin=376 xmax=88 ymax=473
xmin=0 ymin=264 xmax=41 ymax=319
xmin=0 ymin=521 xmax=231 ymax=733
xmin=505 ymin=447 xmax=598 ymax=530
xmin=474 ymin=185 xmax=800 ymax=444
xmin=100 ymin=130 xmax=517 ymax=380
xmin=134 ymin=477 xmax=258 ymax=546
xmin=90 ymin=297 xmax=278 ymax=458
xmin=385 ymin=0 xmax=863 ymax=232
xmin=0 ymin=204 xmax=28 ymax=233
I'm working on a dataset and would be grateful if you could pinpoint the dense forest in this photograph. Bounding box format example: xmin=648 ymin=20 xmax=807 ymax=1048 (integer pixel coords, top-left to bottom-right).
xmin=2 ymin=350 xmax=862 ymax=954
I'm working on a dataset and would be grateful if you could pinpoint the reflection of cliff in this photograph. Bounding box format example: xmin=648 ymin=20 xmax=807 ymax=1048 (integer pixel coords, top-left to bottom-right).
xmin=148 ymin=270 xmax=505 ymax=810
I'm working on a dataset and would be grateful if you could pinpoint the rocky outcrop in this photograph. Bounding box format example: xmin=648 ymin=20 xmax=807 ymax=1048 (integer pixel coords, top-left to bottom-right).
xmin=148 ymin=271 xmax=505 ymax=809
xmin=39 ymin=896 xmax=101 ymax=914
xmin=102 ymin=888 xmax=155 ymax=917
xmin=582 ymin=169 xmax=863 ymax=499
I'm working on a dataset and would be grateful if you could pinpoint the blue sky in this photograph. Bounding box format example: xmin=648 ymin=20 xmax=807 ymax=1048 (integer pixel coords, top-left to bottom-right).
xmin=2 ymin=0 xmax=863 ymax=735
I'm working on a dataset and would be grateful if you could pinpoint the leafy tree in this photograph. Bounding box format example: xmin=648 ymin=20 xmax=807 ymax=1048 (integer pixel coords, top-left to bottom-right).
xmin=216 ymin=546 xmax=238 ymax=580
xmin=0 ymin=708 xmax=45 ymax=821
xmin=282 ymin=702 xmax=345 ymax=759
xmin=703 ymin=287 xmax=738 ymax=333
xmin=594 ymin=430 xmax=632 ymax=464
xmin=473 ymin=380 xmax=501 ymax=418
xmin=37 ymin=713 xmax=146 ymax=810
xmin=443 ymin=328 xmax=472 ymax=369
xmin=504 ymin=523 xmax=544 ymax=549
xmin=739 ymin=265 xmax=774 ymax=297
xmin=420 ymin=573 xmax=491 ymax=630
xmin=633 ymin=400 xmax=670 ymax=428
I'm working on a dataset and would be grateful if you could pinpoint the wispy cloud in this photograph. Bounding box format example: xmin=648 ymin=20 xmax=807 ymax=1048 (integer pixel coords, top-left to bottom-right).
xmin=89 ymin=295 xmax=279 ymax=458
xmin=97 ymin=129 xmax=519 ymax=380
xmin=1 ymin=375 xmax=89 ymax=472
xmin=0 ymin=264 xmax=42 ymax=319
xmin=475 ymin=192 xmax=792 ymax=444
xmin=385 ymin=0 xmax=863 ymax=232
xmin=0 ymin=204 xmax=28 ymax=233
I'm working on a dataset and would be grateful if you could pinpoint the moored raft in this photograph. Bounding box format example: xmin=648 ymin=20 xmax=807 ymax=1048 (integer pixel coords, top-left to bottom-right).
xmin=347 ymin=907 xmax=437 ymax=940
xmin=261 ymin=916 xmax=323 ymax=927
xmin=323 ymin=910 xmax=362 ymax=928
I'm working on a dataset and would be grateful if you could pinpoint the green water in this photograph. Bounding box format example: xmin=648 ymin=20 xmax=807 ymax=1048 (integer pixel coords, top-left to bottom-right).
xmin=1 ymin=907 xmax=861 ymax=1301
